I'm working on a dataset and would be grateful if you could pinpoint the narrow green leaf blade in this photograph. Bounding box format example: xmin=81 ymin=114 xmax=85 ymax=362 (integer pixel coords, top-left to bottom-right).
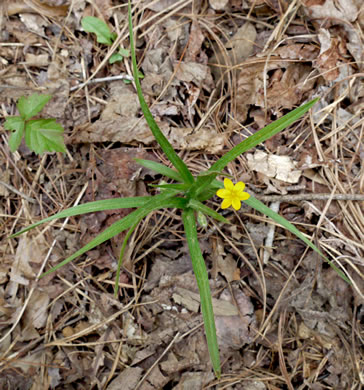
xmin=128 ymin=1 xmax=194 ymax=185
xmin=25 ymin=119 xmax=66 ymax=154
xmin=149 ymin=183 xmax=189 ymax=191
xmin=9 ymin=196 xmax=154 ymax=238
xmin=245 ymin=195 xmax=350 ymax=283
xmin=134 ymin=158 xmax=182 ymax=182
xmin=182 ymin=208 xmax=221 ymax=378
xmin=188 ymin=199 xmax=230 ymax=224
xmin=81 ymin=16 xmax=115 ymax=45
xmin=17 ymin=94 xmax=52 ymax=121
xmin=40 ymin=194 xmax=188 ymax=278
xmin=4 ymin=116 xmax=25 ymax=152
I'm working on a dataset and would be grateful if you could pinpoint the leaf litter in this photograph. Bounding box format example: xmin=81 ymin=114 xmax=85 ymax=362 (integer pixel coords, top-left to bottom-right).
xmin=0 ymin=0 xmax=363 ymax=388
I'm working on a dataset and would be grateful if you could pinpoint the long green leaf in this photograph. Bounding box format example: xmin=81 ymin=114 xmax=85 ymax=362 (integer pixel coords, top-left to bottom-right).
xmin=245 ymin=195 xmax=350 ymax=283
xmin=188 ymin=199 xmax=230 ymax=224
xmin=10 ymin=196 xmax=154 ymax=238
xmin=41 ymin=194 xmax=188 ymax=278
xmin=128 ymin=1 xmax=194 ymax=185
xmin=190 ymin=99 xmax=318 ymax=197
xmin=182 ymin=208 xmax=221 ymax=378
xmin=134 ymin=158 xmax=183 ymax=182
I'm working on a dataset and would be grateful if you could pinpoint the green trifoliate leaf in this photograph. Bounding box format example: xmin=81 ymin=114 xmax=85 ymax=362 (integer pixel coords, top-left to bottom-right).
xmin=25 ymin=119 xmax=66 ymax=154
xmin=81 ymin=16 xmax=116 ymax=45
xmin=4 ymin=116 xmax=25 ymax=152
xmin=17 ymin=94 xmax=52 ymax=121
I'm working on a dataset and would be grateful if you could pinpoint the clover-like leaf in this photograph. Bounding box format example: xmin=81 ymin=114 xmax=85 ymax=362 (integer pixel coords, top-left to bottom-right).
xmin=17 ymin=94 xmax=52 ymax=121
xmin=81 ymin=16 xmax=116 ymax=45
xmin=4 ymin=116 xmax=25 ymax=152
xmin=25 ymin=119 xmax=66 ymax=154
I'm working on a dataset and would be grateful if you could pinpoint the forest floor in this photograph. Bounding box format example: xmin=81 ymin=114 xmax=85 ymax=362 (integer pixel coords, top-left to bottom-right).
xmin=0 ymin=0 xmax=363 ymax=389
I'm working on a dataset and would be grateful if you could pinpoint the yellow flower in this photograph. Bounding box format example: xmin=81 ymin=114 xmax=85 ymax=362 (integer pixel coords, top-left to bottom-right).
xmin=216 ymin=178 xmax=250 ymax=210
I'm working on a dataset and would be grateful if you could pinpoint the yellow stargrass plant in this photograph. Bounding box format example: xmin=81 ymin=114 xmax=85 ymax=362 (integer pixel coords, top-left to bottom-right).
xmin=9 ymin=0 xmax=351 ymax=378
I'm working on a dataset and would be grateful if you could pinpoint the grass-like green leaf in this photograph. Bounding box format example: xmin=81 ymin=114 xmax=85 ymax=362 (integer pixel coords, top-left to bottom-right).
xmin=188 ymin=199 xmax=230 ymax=224
xmin=25 ymin=119 xmax=66 ymax=154
xmin=4 ymin=116 xmax=25 ymax=152
xmin=182 ymin=208 xmax=221 ymax=377
xmin=10 ymin=196 xmax=156 ymax=238
xmin=17 ymin=94 xmax=52 ymax=121
xmin=245 ymin=195 xmax=350 ymax=283
xmin=191 ymin=99 xmax=319 ymax=197
xmin=81 ymin=16 xmax=116 ymax=45
xmin=134 ymin=158 xmax=182 ymax=182
xmin=128 ymin=1 xmax=194 ymax=185
xmin=41 ymin=194 xmax=188 ymax=278
xmin=149 ymin=183 xmax=189 ymax=191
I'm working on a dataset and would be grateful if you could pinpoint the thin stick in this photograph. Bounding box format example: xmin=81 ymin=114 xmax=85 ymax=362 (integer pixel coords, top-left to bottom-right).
xmin=256 ymin=193 xmax=364 ymax=202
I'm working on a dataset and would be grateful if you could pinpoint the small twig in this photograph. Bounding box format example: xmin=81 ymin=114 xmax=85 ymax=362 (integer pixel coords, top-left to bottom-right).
xmin=0 ymin=180 xmax=37 ymax=203
xmin=70 ymin=74 xmax=134 ymax=91
xmin=256 ymin=193 xmax=364 ymax=202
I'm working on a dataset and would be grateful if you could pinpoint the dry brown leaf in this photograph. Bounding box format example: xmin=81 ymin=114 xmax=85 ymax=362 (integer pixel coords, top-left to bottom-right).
xmin=19 ymin=13 xmax=47 ymax=35
xmin=106 ymin=367 xmax=143 ymax=390
xmin=274 ymin=43 xmax=319 ymax=61
xmin=210 ymin=22 xmax=256 ymax=84
xmin=315 ymin=29 xmax=342 ymax=81
xmin=10 ymin=236 xmax=44 ymax=286
xmin=24 ymin=53 xmax=49 ymax=67
xmin=7 ymin=0 xmax=68 ymax=17
xmin=72 ymin=84 xmax=224 ymax=153
xmin=211 ymin=237 xmax=240 ymax=282
xmin=215 ymin=288 xmax=256 ymax=349
xmin=23 ymin=289 xmax=50 ymax=329
xmin=185 ymin=21 xmax=206 ymax=62
xmin=175 ymin=62 xmax=210 ymax=84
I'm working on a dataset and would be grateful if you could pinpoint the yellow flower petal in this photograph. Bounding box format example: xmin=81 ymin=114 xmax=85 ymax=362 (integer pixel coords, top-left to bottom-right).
xmin=216 ymin=189 xmax=229 ymax=198
xmin=224 ymin=178 xmax=234 ymax=191
xmin=232 ymin=198 xmax=241 ymax=210
xmin=234 ymin=181 xmax=245 ymax=192
xmin=221 ymin=198 xmax=232 ymax=209
xmin=239 ymin=192 xmax=250 ymax=201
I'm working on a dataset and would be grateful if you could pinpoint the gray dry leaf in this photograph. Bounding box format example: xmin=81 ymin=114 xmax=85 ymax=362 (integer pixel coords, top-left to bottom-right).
xmin=209 ymin=0 xmax=229 ymax=10
xmin=305 ymin=0 xmax=358 ymax=22
xmin=175 ymin=62 xmax=210 ymax=84
xmin=247 ymin=150 xmax=302 ymax=183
